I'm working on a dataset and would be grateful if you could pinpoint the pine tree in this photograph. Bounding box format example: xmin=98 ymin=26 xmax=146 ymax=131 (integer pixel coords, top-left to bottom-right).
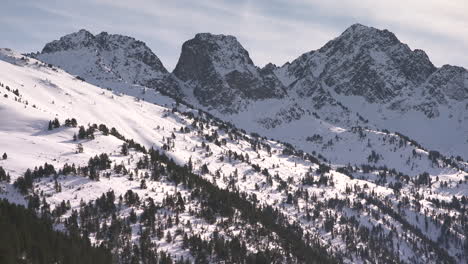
xmin=166 ymin=231 xmax=172 ymax=243
xmin=0 ymin=167 xmax=7 ymax=181
xmin=140 ymin=179 xmax=147 ymax=189
xmin=53 ymin=118 xmax=60 ymax=128
xmin=121 ymin=143 xmax=129 ymax=156
xmin=78 ymin=126 xmax=86 ymax=139
xmin=2 ymin=153 xmax=6 ymax=160
xmin=71 ymin=118 xmax=78 ymax=127
xmin=76 ymin=143 xmax=84 ymax=154
xmin=129 ymin=209 xmax=137 ymax=223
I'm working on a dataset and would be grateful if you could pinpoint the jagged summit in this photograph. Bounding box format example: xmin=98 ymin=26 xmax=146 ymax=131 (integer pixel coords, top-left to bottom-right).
xmin=173 ymin=32 xmax=285 ymax=111
xmin=42 ymin=29 xmax=95 ymax=53
xmin=1 ymin=23 xmax=468 ymax=263
xmin=194 ymin=32 xmax=240 ymax=44
xmin=35 ymin=29 xmax=168 ymax=90
xmin=28 ymin=25 xmax=468 ymax=157
xmin=174 ymin=32 xmax=255 ymax=79
xmin=280 ymin=23 xmax=437 ymax=103
xmin=422 ymin=64 xmax=468 ymax=102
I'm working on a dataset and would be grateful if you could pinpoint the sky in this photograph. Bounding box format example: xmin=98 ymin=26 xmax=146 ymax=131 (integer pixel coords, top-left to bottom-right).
xmin=1 ymin=0 xmax=467 ymax=71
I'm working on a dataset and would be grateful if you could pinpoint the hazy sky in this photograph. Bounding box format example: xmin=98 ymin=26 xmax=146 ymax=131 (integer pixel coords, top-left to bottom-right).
xmin=2 ymin=0 xmax=467 ymax=70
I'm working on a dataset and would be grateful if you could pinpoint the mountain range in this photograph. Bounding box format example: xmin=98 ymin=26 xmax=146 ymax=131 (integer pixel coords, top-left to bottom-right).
xmin=31 ymin=24 xmax=468 ymax=161
xmin=0 ymin=24 xmax=467 ymax=263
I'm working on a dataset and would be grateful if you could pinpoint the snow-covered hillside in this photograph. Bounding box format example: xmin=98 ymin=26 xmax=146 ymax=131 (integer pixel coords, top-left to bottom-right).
xmin=182 ymin=24 xmax=468 ymax=161
xmin=33 ymin=25 xmax=468 ymax=171
xmin=1 ymin=47 xmax=467 ymax=263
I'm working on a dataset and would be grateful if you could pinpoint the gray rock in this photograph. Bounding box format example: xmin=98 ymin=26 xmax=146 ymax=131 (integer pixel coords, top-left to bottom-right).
xmin=173 ymin=33 xmax=286 ymax=111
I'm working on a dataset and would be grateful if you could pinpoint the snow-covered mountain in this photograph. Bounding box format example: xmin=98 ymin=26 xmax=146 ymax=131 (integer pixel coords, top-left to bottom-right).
xmin=173 ymin=33 xmax=286 ymax=111
xmin=1 ymin=47 xmax=467 ymax=263
xmin=33 ymin=25 xmax=468 ymax=165
xmin=32 ymin=29 xmax=182 ymax=98
xmin=2 ymin=23 xmax=467 ymax=263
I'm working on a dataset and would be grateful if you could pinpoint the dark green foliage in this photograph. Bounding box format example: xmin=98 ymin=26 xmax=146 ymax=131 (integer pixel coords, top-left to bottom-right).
xmin=98 ymin=124 xmax=109 ymax=135
xmin=146 ymin=148 xmax=337 ymax=264
xmin=77 ymin=125 xmax=95 ymax=140
xmin=415 ymin=172 xmax=431 ymax=186
xmin=0 ymin=166 xmax=10 ymax=182
xmin=14 ymin=163 xmax=56 ymax=194
xmin=87 ymin=154 xmax=111 ymax=180
xmin=64 ymin=118 xmax=78 ymax=127
xmin=12 ymin=89 xmax=20 ymax=97
xmin=317 ymin=163 xmax=331 ymax=175
xmin=53 ymin=118 xmax=60 ymax=128
xmin=367 ymin=150 xmax=380 ymax=163
xmin=121 ymin=143 xmax=129 ymax=155
xmin=48 ymin=118 xmax=61 ymax=130
xmin=0 ymin=199 xmax=112 ymax=264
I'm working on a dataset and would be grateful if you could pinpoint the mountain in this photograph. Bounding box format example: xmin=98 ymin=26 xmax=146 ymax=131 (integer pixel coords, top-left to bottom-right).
xmin=284 ymin=23 xmax=436 ymax=103
xmin=32 ymin=29 xmax=182 ymax=97
xmin=0 ymin=49 xmax=335 ymax=263
xmin=176 ymin=24 xmax=468 ymax=160
xmin=31 ymin=24 xmax=468 ymax=183
xmin=2 ymin=26 xmax=468 ymax=264
xmin=173 ymin=33 xmax=286 ymax=112
xmin=1 ymin=47 xmax=467 ymax=263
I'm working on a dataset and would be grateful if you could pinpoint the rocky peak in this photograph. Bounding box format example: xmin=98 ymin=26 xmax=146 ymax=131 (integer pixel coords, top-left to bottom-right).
xmin=42 ymin=29 xmax=95 ymax=53
xmin=320 ymin=23 xmax=400 ymax=54
xmin=36 ymin=29 xmax=169 ymax=90
xmin=173 ymin=33 xmax=285 ymax=111
xmin=282 ymin=23 xmax=437 ymax=103
xmin=174 ymin=33 xmax=255 ymax=80
xmin=422 ymin=64 xmax=468 ymax=101
xmin=261 ymin=63 xmax=278 ymax=74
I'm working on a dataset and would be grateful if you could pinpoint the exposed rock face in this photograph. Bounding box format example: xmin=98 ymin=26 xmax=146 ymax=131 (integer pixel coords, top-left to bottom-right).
xmin=173 ymin=33 xmax=286 ymax=111
xmin=422 ymin=65 xmax=468 ymax=101
xmin=280 ymin=24 xmax=437 ymax=103
xmin=34 ymin=25 xmax=468 ymax=123
xmin=29 ymin=23 xmax=468 ymax=163
xmin=35 ymin=25 xmax=468 ymax=116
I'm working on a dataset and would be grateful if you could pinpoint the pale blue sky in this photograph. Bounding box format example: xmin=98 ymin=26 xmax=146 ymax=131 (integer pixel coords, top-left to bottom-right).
xmin=1 ymin=0 xmax=467 ymax=70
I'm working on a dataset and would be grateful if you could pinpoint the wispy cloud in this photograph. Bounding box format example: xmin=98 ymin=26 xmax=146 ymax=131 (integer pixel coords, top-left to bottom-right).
xmin=1 ymin=0 xmax=467 ymax=70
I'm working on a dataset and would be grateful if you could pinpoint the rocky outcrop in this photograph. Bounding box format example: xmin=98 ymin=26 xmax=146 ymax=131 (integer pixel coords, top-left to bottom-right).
xmin=173 ymin=33 xmax=286 ymax=111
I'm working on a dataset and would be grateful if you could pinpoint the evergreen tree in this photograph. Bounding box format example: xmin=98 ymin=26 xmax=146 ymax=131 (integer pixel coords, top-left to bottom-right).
xmin=53 ymin=118 xmax=60 ymax=128
xmin=78 ymin=126 xmax=86 ymax=139
xmin=140 ymin=179 xmax=147 ymax=189
xmin=0 ymin=199 xmax=112 ymax=264
xmin=0 ymin=167 xmax=7 ymax=182
xmin=71 ymin=118 xmax=78 ymax=127
xmin=77 ymin=143 xmax=84 ymax=153
xmin=2 ymin=153 xmax=6 ymax=160
xmin=121 ymin=143 xmax=129 ymax=156
xmin=166 ymin=231 xmax=172 ymax=243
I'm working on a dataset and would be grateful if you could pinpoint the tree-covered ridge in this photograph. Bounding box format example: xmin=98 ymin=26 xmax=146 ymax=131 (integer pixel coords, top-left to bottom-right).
xmin=0 ymin=51 xmax=466 ymax=264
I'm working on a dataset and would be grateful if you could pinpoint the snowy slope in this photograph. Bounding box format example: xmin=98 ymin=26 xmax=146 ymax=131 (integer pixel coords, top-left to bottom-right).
xmin=172 ymin=24 xmax=468 ymax=161
xmin=0 ymin=49 xmax=297 ymax=262
xmin=33 ymin=26 xmax=468 ymax=164
xmin=0 ymin=48 xmax=467 ymax=263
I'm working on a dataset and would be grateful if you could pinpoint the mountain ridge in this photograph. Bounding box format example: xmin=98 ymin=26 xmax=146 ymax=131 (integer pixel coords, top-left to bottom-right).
xmin=30 ymin=24 xmax=468 ymax=160
xmin=0 ymin=33 xmax=467 ymax=263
